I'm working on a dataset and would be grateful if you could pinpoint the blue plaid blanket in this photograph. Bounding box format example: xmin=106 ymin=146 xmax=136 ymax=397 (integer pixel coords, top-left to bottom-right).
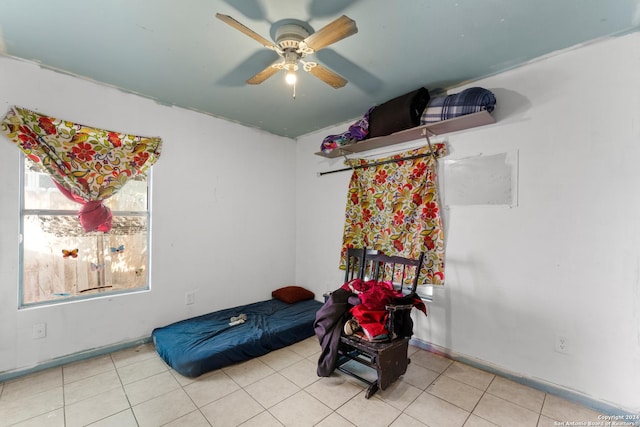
xmin=420 ymin=87 xmax=496 ymax=124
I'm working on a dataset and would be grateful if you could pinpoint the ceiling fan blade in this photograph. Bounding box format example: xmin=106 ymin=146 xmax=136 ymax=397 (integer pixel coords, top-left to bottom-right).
xmin=246 ymin=62 xmax=283 ymax=84
xmin=307 ymin=63 xmax=348 ymax=88
xmin=301 ymin=15 xmax=357 ymax=52
xmin=215 ymin=13 xmax=277 ymax=50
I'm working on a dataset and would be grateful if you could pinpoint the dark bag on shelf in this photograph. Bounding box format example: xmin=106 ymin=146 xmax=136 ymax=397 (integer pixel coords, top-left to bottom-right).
xmin=368 ymin=87 xmax=430 ymax=138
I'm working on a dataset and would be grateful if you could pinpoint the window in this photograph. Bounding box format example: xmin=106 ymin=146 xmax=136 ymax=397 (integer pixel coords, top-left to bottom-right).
xmin=20 ymin=155 xmax=151 ymax=307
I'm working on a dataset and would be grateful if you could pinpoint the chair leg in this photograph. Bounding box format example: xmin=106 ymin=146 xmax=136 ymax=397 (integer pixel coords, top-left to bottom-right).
xmin=376 ymin=340 xmax=410 ymax=390
xmin=337 ymin=339 xmax=411 ymax=399
xmin=365 ymin=382 xmax=379 ymax=399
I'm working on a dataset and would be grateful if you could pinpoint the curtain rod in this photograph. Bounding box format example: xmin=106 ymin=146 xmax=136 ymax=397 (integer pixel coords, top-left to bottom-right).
xmin=317 ymin=152 xmax=434 ymax=177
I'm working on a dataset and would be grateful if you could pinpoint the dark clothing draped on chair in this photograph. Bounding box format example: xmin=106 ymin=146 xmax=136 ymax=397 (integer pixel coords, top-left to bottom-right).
xmin=314 ymin=288 xmax=354 ymax=377
xmin=314 ymin=249 xmax=427 ymax=398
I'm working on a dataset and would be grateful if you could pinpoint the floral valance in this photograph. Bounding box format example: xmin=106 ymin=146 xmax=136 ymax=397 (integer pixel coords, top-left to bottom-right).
xmin=1 ymin=106 xmax=162 ymax=232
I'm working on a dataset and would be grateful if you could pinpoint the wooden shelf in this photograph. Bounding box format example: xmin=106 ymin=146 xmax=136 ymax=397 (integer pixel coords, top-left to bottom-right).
xmin=315 ymin=110 xmax=496 ymax=158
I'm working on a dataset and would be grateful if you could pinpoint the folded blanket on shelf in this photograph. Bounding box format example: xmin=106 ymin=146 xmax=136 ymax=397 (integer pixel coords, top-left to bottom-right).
xmin=368 ymin=87 xmax=430 ymax=138
xmin=320 ymin=108 xmax=373 ymax=154
xmin=420 ymin=87 xmax=496 ymax=125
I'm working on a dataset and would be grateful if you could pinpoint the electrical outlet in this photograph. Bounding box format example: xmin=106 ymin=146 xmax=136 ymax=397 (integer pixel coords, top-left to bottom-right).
xmin=32 ymin=323 xmax=47 ymax=339
xmin=555 ymin=334 xmax=570 ymax=354
xmin=185 ymin=291 xmax=195 ymax=305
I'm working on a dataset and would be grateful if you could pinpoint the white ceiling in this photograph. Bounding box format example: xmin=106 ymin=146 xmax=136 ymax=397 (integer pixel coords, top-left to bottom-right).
xmin=0 ymin=0 xmax=638 ymax=138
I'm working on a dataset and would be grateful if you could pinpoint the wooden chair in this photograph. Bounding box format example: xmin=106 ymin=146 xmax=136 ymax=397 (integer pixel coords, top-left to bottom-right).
xmin=337 ymin=248 xmax=425 ymax=398
xmin=343 ymin=247 xmax=379 ymax=282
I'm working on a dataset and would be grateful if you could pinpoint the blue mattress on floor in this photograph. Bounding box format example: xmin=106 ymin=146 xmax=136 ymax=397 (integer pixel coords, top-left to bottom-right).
xmin=152 ymin=298 xmax=322 ymax=377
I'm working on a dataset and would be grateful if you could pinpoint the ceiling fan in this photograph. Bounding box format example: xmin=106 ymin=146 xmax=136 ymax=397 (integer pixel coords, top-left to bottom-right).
xmin=215 ymin=13 xmax=357 ymax=89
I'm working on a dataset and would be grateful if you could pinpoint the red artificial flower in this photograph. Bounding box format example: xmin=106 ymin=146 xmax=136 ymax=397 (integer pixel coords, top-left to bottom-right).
xmin=412 ymin=193 xmax=422 ymax=206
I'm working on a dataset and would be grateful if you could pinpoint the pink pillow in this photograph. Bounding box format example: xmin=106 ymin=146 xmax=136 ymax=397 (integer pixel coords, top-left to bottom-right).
xmin=272 ymin=286 xmax=315 ymax=304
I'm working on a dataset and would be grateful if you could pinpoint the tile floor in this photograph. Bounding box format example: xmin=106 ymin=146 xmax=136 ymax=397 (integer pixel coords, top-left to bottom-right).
xmin=0 ymin=338 xmax=608 ymax=427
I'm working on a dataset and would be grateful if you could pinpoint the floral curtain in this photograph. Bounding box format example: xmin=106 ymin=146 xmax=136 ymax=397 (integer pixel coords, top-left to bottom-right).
xmin=341 ymin=144 xmax=447 ymax=285
xmin=1 ymin=106 xmax=162 ymax=232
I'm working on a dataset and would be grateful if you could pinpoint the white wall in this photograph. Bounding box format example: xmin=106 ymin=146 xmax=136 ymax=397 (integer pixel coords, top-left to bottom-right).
xmin=295 ymin=33 xmax=640 ymax=413
xmin=2 ymin=33 xmax=640 ymax=414
xmin=0 ymin=56 xmax=297 ymax=374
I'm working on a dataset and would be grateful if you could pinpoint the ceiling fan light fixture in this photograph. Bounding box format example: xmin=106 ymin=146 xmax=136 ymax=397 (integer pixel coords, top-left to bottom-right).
xmin=275 ymin=24 xmax=309 ymax=50
xmin=285 ymin=70 xmax=297 ymax=85
xmin=283 ymin=52 xmax=299 ymax=86
xmin=216 ymin=13 xmax=357 ymax=90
